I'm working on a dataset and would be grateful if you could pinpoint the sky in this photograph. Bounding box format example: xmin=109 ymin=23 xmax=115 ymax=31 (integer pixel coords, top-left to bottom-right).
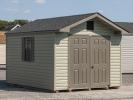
xmin=0 ymin=0 xmax=133 ymax=22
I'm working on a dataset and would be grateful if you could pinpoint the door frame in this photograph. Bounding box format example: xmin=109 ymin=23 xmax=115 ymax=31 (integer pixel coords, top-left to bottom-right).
xmin=68 ymin=35 xmax=111 ymax=89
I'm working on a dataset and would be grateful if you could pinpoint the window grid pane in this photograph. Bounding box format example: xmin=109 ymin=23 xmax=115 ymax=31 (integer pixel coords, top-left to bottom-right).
xmin=22 ymin=37 xmax=34 ymax=62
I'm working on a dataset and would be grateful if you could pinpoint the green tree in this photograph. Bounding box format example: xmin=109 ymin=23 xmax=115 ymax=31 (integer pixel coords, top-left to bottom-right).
xmin=0 ymin=20 xmax=8 ymax=30
xmin=0 ymin=19 xmax=29 ymax=31
xmin=13 ymin=20 xmax=29 ymax=26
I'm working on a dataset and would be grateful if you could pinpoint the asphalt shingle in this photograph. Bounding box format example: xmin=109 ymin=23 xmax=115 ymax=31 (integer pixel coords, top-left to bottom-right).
xmin=116 ymin=22 xmax=133 ymax=33
xmin=8 ymin=13 xmax=95 ymax=33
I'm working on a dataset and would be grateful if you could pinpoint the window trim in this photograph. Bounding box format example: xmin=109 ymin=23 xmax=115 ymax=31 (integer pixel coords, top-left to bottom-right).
xmin=22 ymin=37 xmax=34 ymax=62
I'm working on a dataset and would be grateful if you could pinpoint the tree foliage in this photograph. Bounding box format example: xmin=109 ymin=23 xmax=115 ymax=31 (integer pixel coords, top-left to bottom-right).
xmin=10 ymin=20 xmax=29 ymax=26
xmin=0 ymin=20 xmax=8 ymax=30
xmin=0 ymin=19 xmax=29 ymax=30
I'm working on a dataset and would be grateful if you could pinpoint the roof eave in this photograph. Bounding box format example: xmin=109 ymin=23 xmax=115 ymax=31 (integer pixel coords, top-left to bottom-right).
xmin=6 ymin=30 xmax=59 ymax=34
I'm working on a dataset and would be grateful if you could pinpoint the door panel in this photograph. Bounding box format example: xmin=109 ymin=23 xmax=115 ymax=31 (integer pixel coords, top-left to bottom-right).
xmin=69 ymin=36 xmax=90 ymax=89
xmin=91 ymin=36 xmax=110 ymax=88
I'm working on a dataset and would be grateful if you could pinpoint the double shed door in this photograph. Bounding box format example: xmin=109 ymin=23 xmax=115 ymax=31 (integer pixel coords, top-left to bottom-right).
xmin=69 ymin=35 xmax=110 ymax=89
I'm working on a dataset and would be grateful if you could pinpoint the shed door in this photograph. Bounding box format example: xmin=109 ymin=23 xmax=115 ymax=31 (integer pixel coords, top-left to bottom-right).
xmin=69 ymin=36 xmax=90 ymax=89
xmin=91 ymin=36 xmax=110 ymax=88
xmin=69 ymin=36 xmax=110 ymax=89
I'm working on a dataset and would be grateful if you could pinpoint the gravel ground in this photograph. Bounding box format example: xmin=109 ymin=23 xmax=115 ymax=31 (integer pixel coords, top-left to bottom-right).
xmin=122 ymin=74 xmax=133 ymax=86
xmin=0 ymin=70 xmax=133 ymax=100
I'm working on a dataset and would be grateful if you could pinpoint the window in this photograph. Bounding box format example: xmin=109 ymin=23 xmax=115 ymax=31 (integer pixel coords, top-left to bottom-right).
xmin=87 ymin=21 xmax=94 ymax=31
xmin=22 ymin=37 xmax=34 ymax=62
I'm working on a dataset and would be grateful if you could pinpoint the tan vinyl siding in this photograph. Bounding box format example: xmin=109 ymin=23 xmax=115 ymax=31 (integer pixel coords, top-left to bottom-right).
xmin=6 ymin=33 xmax=55 ymax=90
xmin=55 ymin=33 xmax=68 ymax=90
xmin=110 ymin=36 xmax=121 ymax=86
xmin=55 ymin=20 xmax=121 ymax=90
xmin=0 ymin=44 xmax=6 ymax=64
xmin=121 ymin=36 xmax=133 ymax=73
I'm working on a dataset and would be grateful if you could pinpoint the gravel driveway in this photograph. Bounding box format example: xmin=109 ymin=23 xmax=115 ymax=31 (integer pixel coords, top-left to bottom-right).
xmin=0 ymin=70 xmax=133 ymax=100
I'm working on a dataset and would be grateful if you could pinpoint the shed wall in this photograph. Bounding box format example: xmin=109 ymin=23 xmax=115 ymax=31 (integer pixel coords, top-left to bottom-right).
xmin=121 ymin=35 xmax=133 ymax=73
xmin=55 ymin=21 xmax=121 ymax=90
xmin=54 ymin=33 xmax=68 ymax=90
xmin=0 ymin=44 xmax=6 ymax=65
xmin=121 ymin=35 xmax=133 ymax=85
xmin=0 ymin=32 xmax=6 ymax=66
xmin=6 ymin=33 xmax=55 ymax=90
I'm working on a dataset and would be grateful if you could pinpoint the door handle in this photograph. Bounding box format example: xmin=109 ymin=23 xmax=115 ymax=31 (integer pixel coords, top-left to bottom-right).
xmin=91 ymin=66 xmax=94 ymax=69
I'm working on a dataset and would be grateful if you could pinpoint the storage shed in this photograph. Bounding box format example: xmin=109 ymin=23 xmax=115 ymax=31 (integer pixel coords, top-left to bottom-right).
xmin=6 ymin=13 xmax=128 ymax=92
xmin=0 ymin=32 xmax=6 ymax=68
xmin=0 ymin=24 xmax=21 ymax=69
xmin=116 ymin=22 xmax=133 ymax=85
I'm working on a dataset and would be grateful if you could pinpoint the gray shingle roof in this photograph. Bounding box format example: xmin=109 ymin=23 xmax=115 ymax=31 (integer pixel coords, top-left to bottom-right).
xmin=116 ymin=22 xmax=133 ymax=33
xmin=8 ymin=13 xmax=96 ymax=33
